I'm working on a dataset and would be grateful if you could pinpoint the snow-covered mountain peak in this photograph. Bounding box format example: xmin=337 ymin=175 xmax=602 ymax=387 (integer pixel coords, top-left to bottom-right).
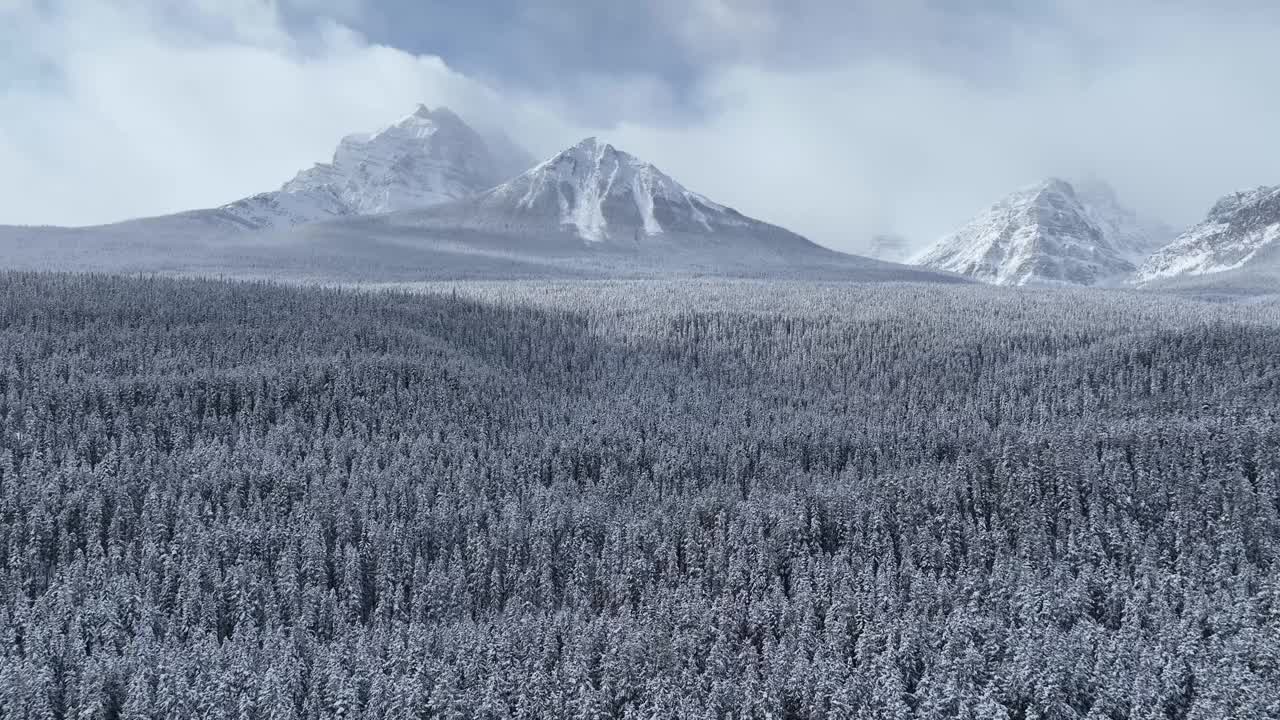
xmin=214 ymin=105 xmax=535 ymax=230
xmin=915 ymin=177 xmax=1167 ymax=286
xmin=1137 ymin=185 xmax=1280 ymax=283
xmin=568 ymin=136 xmax=608 ymax=152
xmin=485 ymin=138 xmax=745 ymax=242
xmin=1207 ymin=185 xmax=1280 ymax=220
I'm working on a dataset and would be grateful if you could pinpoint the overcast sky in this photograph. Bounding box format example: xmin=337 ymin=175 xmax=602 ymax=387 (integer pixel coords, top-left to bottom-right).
xmin=3 ymin=0 xmax=1279 ymax=253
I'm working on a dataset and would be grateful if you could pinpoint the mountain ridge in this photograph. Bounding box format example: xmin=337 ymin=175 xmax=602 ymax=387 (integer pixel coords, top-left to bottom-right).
xmin=277 ymin=136 xmax=938 ymax=281
xmin=0 ymin=131 xmax=960 ymax=284
xmin=1137 ymin=185 xmax=1280 ymax=284
xmin=217 ymin=104 xmax=526 ymax=230
xmin=915 ymin=178 xmax=1171 ymax=286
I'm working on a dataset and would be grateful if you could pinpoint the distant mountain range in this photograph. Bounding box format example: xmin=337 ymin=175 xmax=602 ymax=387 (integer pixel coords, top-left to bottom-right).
xmin=912 ymin=177 xmax=1280 ymax=294
xmin=0 ymin=107 xmax=955 ymax=284
xmin=257 ymin=137 xmax=952 ymax=282
xmin=1 ymin=104 xmax=1276 ymax=293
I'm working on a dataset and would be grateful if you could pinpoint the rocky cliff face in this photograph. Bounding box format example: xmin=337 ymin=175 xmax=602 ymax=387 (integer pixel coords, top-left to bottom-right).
xmin=219 ymin=105 xmax=530 ymax=229
xmin=917 ymin=179 xmax=1167 ymax=286
xmin=1136 ymin=185 xmax=1280 ymax=283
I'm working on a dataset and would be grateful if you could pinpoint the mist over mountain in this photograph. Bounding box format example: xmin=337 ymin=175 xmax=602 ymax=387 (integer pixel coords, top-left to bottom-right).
xmin=218 ymin=104 xmax=534 ymax=230
xmin=0 ymin=110 xmax=956 ymax=283
xmin=914 ymin=179 xmax=1172 ymax=287
xmin=1138 ymin=185 xmax=1280 ymax=284
xmin=257 ymin=136 xmax=958 ymax=282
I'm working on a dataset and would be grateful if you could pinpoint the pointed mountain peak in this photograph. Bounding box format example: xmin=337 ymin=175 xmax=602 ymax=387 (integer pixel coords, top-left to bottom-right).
xmin=915 ymin=177 xmax=1165 ymax=286
xmin=549 ymin=137 xmax=625 ymax=164
xmin=578 ymin=136 xmax=623 ymax=154
xmin=220 ymin=106 xmax=536 ymax=228
xmin=395 ymin=104 xmax=463 ymax=129
xmin=521 ymin=138 xmax=656 ymax=184
xmin=480 ymin=139 xmax=751 ymax=242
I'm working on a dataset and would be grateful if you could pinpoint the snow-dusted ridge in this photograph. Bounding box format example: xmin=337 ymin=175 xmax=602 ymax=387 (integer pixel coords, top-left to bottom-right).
xmin=253 ymin=135 xmax=969 ymax=282
xmin=1137 ymin=185 xmax=1280 ymax=284
xmin=480 ymin=137 xmax=750 ymax=242
xmin=216 ymin=105 xmax=531 ymax=230
xmin=915 ymin=178 xmax=1172 ymax=287
xmin=0 ymin=114 xmax=974 ymax=283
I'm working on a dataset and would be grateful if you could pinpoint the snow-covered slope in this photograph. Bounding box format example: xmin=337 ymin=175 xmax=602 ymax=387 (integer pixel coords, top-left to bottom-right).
xmin=253 ymin=138 xmax=965 ymax=282
xmin=915 ymin=179 xmax=1168 ymax=286
xmin=1136 ymin=185 xmax=1280 ymax=284
xmin=441 ymin=137 xmax=757 ymax=242
xmin=217 ymin=105 xmax=526 ymax=229
xmin=0 ymin=136 xmax=964 ymax=283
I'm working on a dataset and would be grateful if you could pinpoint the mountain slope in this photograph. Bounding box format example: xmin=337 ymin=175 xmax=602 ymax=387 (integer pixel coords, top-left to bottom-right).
xmin=916 ymin=179 xmax=1168 ymax=286
xmin=440 ymin=138 xmax=761 ymax=242
xmin=1136 ymin=185 xmax=1280 ymax=284
xmin=254 ymin=139 xmax=964 ymax=282
xmin=218 ymin=105 xmax=526 ymax=229
xmin=0 ymin=138 xmax=962 ymax=283
xmin=0 ymin=105 xmax=543 ymax=275
xmin=4 ymin=105 xmax=532 ymax=239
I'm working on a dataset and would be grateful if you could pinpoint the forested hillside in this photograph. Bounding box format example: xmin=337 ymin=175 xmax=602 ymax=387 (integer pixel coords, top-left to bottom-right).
xmin=0 ymin=274 xmax=1277 ymax=719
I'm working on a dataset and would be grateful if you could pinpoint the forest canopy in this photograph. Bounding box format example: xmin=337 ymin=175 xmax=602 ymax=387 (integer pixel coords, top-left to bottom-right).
xmin=0 ymin=273 xmax=1277 ymax=719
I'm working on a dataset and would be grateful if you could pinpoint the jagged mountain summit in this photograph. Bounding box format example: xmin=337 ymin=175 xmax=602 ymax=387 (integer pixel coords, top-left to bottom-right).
xmin=219 ymin=105 xmax=527 ymax=229
xmin=448 ymin=137 xmax=758 ymax=242
xmin=915 ymin=178 xmax=1169 ymax=287
xmin=1136 ymin=185 xmax=1280 ymax=284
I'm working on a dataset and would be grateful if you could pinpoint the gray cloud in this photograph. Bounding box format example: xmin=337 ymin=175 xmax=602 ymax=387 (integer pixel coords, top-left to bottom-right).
xmin=3 ymin=0 xmax=1279 ymax=256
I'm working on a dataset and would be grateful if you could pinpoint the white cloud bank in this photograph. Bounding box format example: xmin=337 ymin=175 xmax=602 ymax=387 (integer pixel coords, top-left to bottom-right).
xmin=0 ymin=0 xmax=562 ymax=226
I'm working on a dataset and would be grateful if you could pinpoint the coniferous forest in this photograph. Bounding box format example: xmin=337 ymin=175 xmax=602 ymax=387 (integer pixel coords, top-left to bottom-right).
xmin=1 ymin=272 xmax=1278 ymax=719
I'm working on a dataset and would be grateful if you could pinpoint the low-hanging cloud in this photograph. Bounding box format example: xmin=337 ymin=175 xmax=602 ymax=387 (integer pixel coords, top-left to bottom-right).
xmin=3 ymin=0 xmax=1279 ymax=256
xmin=600 ymin=1 xmax=1280 ymax=252
xmin=0 ymin=0 xmax=563 ymax=226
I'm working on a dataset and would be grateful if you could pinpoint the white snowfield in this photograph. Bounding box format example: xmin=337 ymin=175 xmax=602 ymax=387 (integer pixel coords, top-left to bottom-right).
xmin=914 ymin=178 xmax=1172 ymax=287
xmin=1136 ymin=185 xmax=1280 ymax=284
